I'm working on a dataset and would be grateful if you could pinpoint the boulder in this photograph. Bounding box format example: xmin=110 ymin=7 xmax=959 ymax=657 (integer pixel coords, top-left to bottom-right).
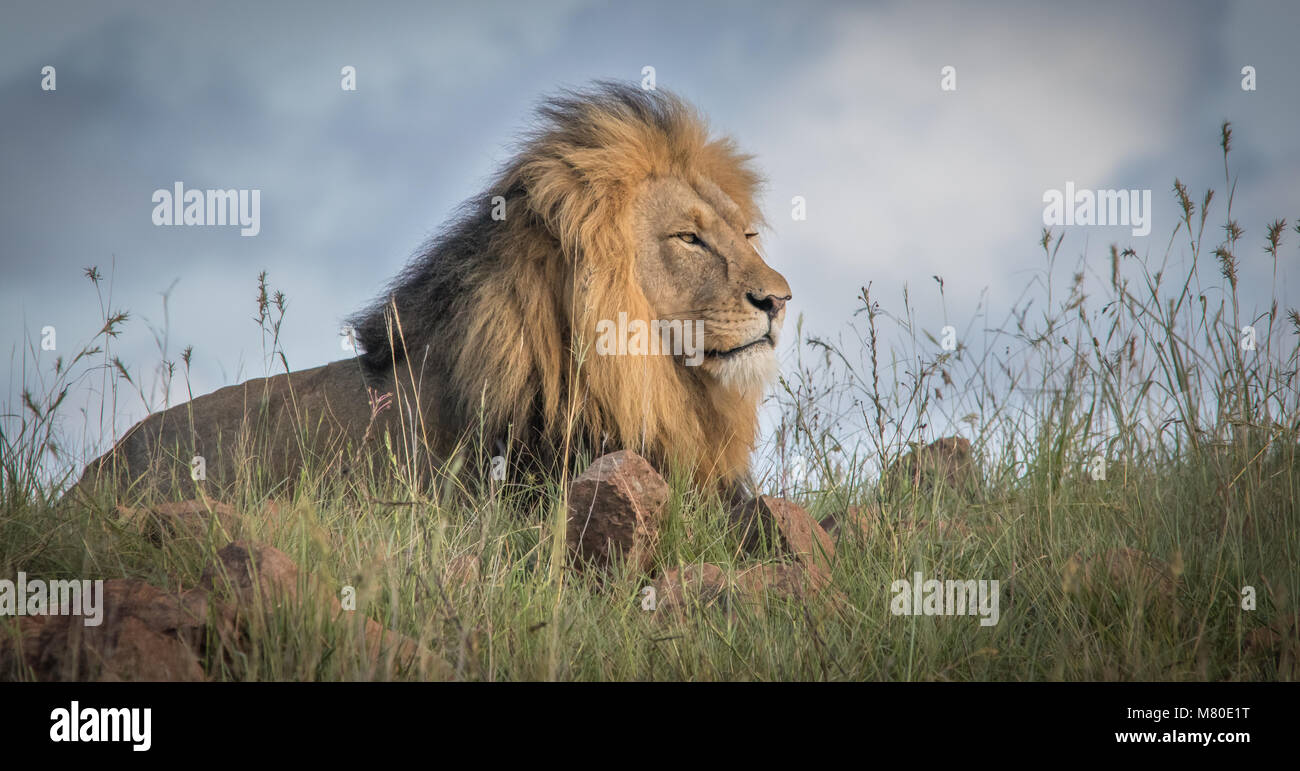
xmin=0 ymin=537 xmax=451 ymax=681
xmin=884 ymin=436 xmax=979 ymax=497
xmin=200 ymin=540 xmax=302 ymax=606
xmin=443 ymin=554 xmax=482 ymax=587
xmin=116 ymin=498 xmax=243 ymax=543
xmin=0 ymin=579 xmax=207 ymax=682
xmin=650 ymin=564 xmax=731 ymax=613
xmin=819 ymin=503 xmax=879 ymax=541
xmin=200 ymin=540 xmax=441 ymax=676
xmin=1063 ymin=548 xmax=1178 ymax=605
xmin=567 ymin=451 xmax=671 ymax=574
xmin=648 ymin=561 xmax=839 ymax=619
xmin=1085 ymin=547 xmax=1177 ymax=600
xmin=729 ymin=495 xmax=834 ymax=574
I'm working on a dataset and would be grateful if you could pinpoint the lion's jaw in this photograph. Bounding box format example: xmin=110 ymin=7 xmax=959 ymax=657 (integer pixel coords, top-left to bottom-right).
xmin=700 ymin=336 xmax=781 ymax=395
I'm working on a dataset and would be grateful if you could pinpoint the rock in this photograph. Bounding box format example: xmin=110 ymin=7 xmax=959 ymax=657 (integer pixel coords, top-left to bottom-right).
xmin=821 ymin=504 xmax=972 ymax=543
xmin=648 ymin=561 xmax=838 ymax=619
xmin=819 ymin=503 xmax=881 ymax=541
xmin=896 ymin=518 xmax=971 ymax=540
xmin=1064 ymin=548 xmax=1177 ymax=603
xmin=650 ymin=564 xmax=731 ymax=613
xmin=1244 ymin=619 xmax=1298 ymax=661
xmin=1 ymin=541 xmax=449 ymax=681
xmin=199 ymin=540 xmax=443 ymax=676
xmin=1244 ymin=626 xmax=1281 ymax=655
xmin=567 ymin=451 xmax=671 ymax=573
xmin=443 ymin=554 xmax=482 ymax=587
xmin=729 ymin=495 xmax=834 ymax=574
xmin=349 ymin=611 xmax=431 ymax=674
xmin=89 ymin=615 xmax=205 ymax=682
xmin=0 ymin=579 xmax=206 ymax=682
xmin=885 ymin=436 xmax=978 ymax=497
xmin=1087 ymin=548 xmax=1176 ymax=599
xmin=734 ymin=563 xmax=834 ymax=597
xmin=116 ymin=498 xmax=242 ymax=543
xmin=200 ymin=540 xmax=301 ymax=606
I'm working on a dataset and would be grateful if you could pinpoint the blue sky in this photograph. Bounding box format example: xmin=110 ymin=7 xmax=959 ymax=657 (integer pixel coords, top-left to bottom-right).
xmin=2 ymin=0 xmax=1297 ymax=465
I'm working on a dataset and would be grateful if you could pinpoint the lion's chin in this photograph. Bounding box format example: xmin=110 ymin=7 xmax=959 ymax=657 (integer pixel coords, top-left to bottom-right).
xmin=701 ymin=346 xmax=779 ymax=395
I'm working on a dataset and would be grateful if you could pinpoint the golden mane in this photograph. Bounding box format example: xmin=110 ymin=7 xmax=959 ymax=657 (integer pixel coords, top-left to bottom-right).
xmin=349 ymin=82 xmax=768 ymax=488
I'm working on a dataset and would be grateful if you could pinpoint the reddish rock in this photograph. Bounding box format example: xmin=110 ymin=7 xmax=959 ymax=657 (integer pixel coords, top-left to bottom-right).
xmin=0 ymin=579 xmax=206 ymax=682
xmin=443 ymin=554 xmax=482 ymax=587
xmin=346 ymin=610 xmax=434 ymax=675
xmin=648 ymin=561 xmax=839 ymax=618
xmin=199 ymin=540 xmax=443 ymax=676
xmin=819 ymin=503 xmax=881 ymax=542
xmin=91 ymin=615 xmax=205 ymax=682
xmin=651 ymin=564 xmax=731 ymax=613
xmin=1 ymin=541 xmax=448 ymax=681
xmin=735 ymin=562 xmax=834 ymax=597
xmin=1084 ymin=548 xmax=1177 ymax=600
xmin=1245 ymin=626 xmax=1281 ymax=655
xmin=1063 ymin=548 xmax=1177 ymax=605
xmin=116 ymin=498 xmax=242 ymax=543
xmin=895 ymin=518 xmax=971 ymax=540
xmin=730 ymin=495 xmax=835 ymax=574
xmin=885 ymin=436 xmax=979 ymax=496
xmin=1244 ymin=618 xmax=1299 ymax=673
xmin=200 ymin=540 xmax=301 ymax=606
xmin=567 ymin=451 xmax=671 ymax=573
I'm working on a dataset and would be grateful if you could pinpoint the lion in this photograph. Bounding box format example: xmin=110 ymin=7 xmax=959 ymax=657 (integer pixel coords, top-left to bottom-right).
xmin=75 ymin=82 xmax=791 ymax=504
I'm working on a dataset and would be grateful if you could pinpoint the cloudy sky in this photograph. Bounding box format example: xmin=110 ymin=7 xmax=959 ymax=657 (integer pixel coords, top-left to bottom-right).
xmin=2 ymin=0 xmax=1297 ymax=464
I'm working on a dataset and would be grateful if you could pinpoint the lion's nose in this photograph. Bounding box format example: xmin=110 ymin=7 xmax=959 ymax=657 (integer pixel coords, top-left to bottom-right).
xmin=746 ymin=292 xmax=790 ymax=320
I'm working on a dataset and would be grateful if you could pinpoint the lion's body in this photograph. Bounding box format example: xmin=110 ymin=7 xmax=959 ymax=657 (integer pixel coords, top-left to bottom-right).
xmin=78 ymin=82 xmax=790 ymax=501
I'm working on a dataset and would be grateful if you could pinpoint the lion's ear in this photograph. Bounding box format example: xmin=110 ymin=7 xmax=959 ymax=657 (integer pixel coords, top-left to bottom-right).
xmin=516 ymin=157 xmax=578 ymax=231
xmin=514 ymin=158 xmax=622 ymax=261
xmin=700 ymin=139 xmax=766 ymax=227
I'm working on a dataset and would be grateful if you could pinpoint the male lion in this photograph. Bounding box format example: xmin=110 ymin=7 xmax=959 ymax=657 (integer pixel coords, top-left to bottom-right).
xmin=76 ymin=82 xmax=791 ymax=503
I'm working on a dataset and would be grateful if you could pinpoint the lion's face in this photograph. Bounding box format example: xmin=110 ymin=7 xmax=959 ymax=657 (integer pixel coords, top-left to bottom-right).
xmin=631 ymin=175 xmax=791 ymax=394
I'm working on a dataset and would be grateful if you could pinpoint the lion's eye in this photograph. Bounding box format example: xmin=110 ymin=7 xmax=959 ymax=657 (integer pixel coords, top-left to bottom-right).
xmin=675 ymin=232 xmax=700 ymax=245
xmin=744 ymin=232 xmax=759 ymax=239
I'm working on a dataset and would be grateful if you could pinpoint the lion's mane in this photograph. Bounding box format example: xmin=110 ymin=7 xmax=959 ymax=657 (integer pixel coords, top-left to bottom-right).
xmin=349 ymin=82 xmax=768 ymax=488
